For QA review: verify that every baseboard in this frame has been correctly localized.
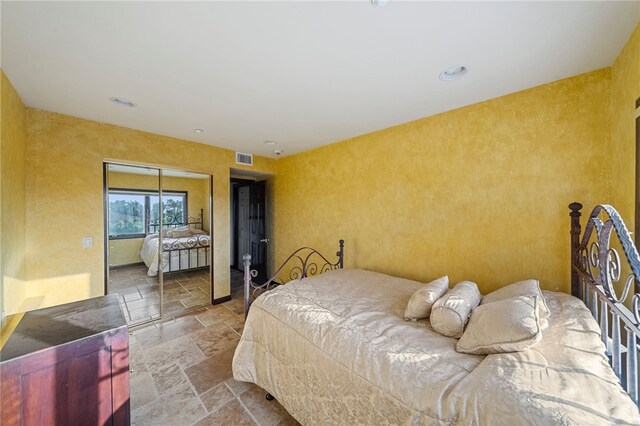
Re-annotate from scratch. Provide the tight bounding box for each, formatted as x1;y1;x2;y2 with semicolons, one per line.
213;295;232;305
109;262;145;270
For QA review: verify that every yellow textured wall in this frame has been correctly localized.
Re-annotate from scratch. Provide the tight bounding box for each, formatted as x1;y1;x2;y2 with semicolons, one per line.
21;108;274;314
610;24;640;226
109;238;145;267
108;171;211;266
273;69;613;294
0;70;27;319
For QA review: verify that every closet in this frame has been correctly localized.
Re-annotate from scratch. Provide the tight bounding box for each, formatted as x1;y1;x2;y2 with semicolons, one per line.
104;162;213;326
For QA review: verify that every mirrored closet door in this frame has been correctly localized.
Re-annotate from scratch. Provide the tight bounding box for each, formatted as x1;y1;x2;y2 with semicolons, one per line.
104;162;213;327
160;168;212;318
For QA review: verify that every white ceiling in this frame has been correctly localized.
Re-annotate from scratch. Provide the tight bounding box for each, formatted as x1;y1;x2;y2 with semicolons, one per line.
2;2;639;158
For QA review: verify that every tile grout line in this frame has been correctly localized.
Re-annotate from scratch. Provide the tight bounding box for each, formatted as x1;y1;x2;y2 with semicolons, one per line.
194;315;207;328
186;333;208;360
129;368;160;415
235;394;261;426
179;362;209;423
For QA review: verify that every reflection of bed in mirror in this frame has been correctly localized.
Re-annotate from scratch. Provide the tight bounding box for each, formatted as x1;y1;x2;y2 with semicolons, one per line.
140;209;211;276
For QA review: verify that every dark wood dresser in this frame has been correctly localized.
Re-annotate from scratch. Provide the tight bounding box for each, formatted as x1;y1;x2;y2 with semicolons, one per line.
0;294;130;425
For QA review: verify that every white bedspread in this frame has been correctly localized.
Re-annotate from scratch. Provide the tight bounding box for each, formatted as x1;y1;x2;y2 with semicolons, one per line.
140;234;210;276
232;269;640;425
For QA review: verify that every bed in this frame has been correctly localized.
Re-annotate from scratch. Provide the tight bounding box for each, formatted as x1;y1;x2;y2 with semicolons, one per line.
232;204;640;424
139;210;211;276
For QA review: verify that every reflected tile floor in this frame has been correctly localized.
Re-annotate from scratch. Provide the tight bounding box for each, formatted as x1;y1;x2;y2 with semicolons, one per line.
108;264;211;325
129;294;299;426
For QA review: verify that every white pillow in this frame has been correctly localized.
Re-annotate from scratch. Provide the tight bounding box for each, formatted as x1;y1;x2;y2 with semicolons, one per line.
430;281;481;338
456;295;542;355
481;280;550;329
404;276;449;321
170;229;193;238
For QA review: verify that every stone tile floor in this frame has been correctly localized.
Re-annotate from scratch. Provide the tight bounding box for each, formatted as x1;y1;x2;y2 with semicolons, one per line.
108;264;212;325
128;269;299;425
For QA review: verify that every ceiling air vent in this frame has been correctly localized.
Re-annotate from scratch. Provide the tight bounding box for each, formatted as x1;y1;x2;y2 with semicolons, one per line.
236;152;253;166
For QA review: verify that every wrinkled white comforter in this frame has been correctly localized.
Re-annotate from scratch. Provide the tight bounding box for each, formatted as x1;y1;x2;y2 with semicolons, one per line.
232;269;640;425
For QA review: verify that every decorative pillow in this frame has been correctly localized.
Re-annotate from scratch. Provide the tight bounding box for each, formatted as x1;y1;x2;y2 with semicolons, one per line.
430;281;481;338
164;225;192;238
404;276;449;321
456;295;542;355
169;229;192;238
481;280;550;329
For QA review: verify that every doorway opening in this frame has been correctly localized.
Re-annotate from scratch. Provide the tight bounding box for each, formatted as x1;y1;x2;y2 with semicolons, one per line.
104;162;214;327
230;169;271;304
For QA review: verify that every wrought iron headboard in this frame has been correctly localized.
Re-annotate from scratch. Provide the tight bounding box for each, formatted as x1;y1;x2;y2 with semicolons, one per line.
149;208;204;233
570;202;640;405
242;240;344;318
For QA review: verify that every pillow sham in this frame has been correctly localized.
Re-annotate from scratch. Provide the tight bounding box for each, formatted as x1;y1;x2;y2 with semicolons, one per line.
456;295;542;355
430;281;481;338
481;279;550;329
404;276;449;321
169;229;193;238
165;226;192;238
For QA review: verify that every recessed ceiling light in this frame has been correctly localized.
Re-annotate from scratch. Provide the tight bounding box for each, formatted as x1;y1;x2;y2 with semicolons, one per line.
439;65;468;81
263;140;277;145
109;97;136;108
194;128;204;134
371;0;391;7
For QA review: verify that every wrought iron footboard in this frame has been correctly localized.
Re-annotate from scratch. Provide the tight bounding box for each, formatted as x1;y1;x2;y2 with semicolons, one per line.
243;240;344;318
162;235;210;274
570;203;640;405
160;209;211;274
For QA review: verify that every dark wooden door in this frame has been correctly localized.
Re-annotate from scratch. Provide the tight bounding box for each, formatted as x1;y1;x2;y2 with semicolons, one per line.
249;181;268;284
237;185;251;270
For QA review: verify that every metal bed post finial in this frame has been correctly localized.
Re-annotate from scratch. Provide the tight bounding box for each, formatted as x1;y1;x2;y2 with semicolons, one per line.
338;239;345;269
569;202;583;300
243;254;252;317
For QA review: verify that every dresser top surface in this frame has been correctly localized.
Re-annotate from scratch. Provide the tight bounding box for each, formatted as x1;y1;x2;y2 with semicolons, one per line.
1;294;127;362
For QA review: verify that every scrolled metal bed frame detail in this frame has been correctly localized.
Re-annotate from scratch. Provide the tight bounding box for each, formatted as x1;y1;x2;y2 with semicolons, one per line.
242;240;344;318
570;202;640;405
159;209;211;274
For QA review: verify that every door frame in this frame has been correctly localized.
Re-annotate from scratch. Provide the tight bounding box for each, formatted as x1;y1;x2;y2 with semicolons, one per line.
635;96;640;249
